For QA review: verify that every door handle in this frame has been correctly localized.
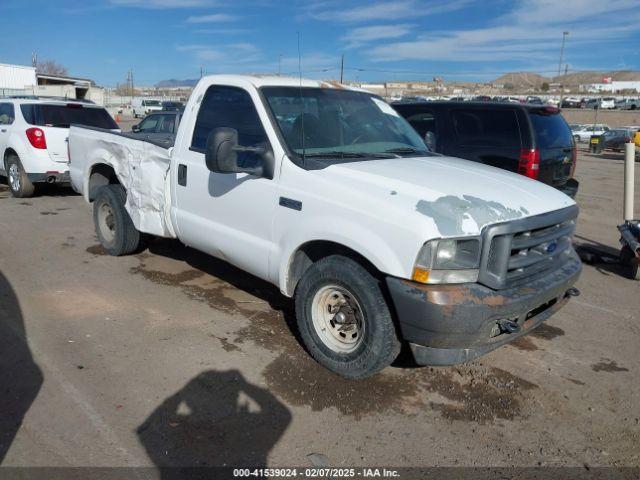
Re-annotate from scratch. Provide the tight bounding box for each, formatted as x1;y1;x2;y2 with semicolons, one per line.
178;164;187;186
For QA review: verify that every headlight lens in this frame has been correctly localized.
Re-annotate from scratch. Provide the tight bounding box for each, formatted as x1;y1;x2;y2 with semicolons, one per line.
412;237;481;284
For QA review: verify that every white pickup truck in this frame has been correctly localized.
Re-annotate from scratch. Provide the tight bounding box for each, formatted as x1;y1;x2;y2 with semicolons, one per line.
69;75;582;379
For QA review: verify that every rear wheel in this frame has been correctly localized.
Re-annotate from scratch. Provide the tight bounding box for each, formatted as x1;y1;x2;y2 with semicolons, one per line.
295;255;400;379
6;155;34;198
93;184;141;256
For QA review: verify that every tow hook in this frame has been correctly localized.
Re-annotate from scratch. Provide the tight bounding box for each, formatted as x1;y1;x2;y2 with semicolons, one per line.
498;319;520;334
566;287;580;297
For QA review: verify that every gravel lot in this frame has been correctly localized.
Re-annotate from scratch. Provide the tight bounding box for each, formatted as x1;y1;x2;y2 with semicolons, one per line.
0;145;638;470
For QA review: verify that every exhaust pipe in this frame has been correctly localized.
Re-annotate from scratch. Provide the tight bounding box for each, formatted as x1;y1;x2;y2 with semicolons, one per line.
46;176;56;184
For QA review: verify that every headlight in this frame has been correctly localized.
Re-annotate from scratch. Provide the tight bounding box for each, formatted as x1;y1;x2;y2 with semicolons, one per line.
412;237;481;284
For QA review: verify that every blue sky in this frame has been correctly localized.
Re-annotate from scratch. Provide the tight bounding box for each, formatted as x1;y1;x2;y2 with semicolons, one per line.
1;0;639;86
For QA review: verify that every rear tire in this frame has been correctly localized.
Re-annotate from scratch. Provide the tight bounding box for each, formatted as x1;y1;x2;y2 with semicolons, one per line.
6;154;35;198
93;184;141;256
294;255;401;379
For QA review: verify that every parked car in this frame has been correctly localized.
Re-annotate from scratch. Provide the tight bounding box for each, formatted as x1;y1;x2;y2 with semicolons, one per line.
393;101;579;198
526;96;544;105
131;98;163;118
616;98;640;110
0;97;118;197
601;128;633;151
585;97;615;109
130;110;182;148
161;101;184;111
569;124;584;131
573;124;610;143
561;98;582;108
68;74;581;379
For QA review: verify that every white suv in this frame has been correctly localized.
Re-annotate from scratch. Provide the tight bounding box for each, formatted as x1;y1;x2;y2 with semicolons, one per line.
0;97;118;197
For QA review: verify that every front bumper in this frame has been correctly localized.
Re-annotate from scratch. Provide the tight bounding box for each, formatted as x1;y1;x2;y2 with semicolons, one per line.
27;170;71;184
386;251;582;366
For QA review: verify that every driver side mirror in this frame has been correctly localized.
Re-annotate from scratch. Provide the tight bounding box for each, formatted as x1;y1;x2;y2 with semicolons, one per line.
205;127;265;177
131;124;140;133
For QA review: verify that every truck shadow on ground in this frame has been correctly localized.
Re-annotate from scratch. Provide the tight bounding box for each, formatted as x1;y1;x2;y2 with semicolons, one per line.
136;369;291;473
0;271;44;463
129;238;541;425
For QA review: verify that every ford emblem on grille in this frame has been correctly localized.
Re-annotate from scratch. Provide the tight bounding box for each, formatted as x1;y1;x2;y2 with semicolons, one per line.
546;241;558;253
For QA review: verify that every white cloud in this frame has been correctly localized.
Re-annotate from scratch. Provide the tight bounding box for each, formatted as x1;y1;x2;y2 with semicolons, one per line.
177;43;263;65
307;0;470;22
110;0;215;8
368;0;640;65
186;13;236;23
341;24;414;49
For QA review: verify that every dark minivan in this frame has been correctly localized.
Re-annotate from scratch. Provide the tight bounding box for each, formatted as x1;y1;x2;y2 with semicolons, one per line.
392;101;579;197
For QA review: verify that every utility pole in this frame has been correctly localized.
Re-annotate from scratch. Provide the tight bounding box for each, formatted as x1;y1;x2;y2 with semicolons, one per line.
200;65;203;78
340;54;344;83
559;64;568;107
557;31;569;79
31;52;38;68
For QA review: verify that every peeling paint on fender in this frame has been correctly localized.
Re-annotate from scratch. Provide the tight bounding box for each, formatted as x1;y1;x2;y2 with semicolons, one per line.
416;195;526;236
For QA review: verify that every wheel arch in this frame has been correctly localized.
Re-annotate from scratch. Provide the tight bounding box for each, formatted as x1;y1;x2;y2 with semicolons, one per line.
282;239;395;298
87;162;121;201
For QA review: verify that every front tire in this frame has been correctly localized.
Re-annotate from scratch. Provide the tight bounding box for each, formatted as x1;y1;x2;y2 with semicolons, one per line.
295;255;400;379
6;155;35;198
93;184;141;256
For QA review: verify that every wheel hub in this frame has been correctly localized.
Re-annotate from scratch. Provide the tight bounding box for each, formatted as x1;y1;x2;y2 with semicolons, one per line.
311;285;365;353
8;163;20;191
98;202;116;243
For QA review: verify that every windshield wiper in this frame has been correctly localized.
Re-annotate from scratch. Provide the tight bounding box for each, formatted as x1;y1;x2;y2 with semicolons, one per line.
303;151;395;159
383;147;429;156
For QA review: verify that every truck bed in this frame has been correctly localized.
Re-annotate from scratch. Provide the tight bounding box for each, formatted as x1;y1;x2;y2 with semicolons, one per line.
69;125;176;238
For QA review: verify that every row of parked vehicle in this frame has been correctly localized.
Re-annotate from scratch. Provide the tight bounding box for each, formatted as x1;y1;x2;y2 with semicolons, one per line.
570;123;640;152
395;94;640;110
1;77;582;379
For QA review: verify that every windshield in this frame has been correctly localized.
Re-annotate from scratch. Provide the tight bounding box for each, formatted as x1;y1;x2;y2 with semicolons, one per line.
20;104;118;129
143;100;161;107
262;87;428;160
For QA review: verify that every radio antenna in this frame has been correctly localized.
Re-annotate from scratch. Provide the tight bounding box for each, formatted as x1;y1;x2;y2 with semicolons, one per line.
297;31;306;165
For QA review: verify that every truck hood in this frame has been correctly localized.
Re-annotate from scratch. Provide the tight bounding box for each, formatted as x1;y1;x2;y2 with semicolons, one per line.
314;155;576;237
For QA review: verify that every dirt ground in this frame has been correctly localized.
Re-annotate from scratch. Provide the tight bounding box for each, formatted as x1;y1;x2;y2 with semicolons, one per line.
0;146;638;470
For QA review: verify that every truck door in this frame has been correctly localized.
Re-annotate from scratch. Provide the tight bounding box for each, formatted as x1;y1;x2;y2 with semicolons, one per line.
173;85;278;281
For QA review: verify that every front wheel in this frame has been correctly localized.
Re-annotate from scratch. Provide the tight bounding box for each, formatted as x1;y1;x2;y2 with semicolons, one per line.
93;184;141;256
295;255;400;379
6;155;34;198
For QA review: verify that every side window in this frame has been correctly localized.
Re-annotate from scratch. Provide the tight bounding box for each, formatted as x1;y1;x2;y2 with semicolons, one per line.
405;110;438;151
191;85;268;168
0;103;15;125
451;109;521;147
138;115;159;133
157;114;176;134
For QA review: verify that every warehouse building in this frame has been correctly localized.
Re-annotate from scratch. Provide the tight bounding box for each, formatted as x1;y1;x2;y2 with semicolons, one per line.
0;62;105;105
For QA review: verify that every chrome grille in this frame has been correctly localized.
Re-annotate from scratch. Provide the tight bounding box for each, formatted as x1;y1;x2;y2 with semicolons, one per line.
478;206;578;289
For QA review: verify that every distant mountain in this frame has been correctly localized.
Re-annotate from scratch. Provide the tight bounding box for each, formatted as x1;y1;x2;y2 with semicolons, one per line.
493;72;547;88
493;70;640;88
155;78;199;88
